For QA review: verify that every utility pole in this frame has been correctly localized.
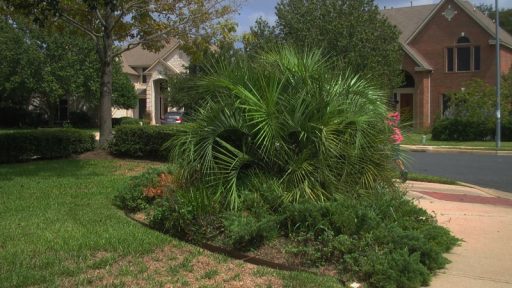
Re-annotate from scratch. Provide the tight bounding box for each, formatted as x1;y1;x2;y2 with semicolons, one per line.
495;0;501;151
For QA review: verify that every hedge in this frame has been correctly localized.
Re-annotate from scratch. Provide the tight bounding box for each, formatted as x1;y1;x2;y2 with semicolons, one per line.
108;125;175;160
432;118;512;141
431;118;492;141
0;129;95;163
112;117;150;127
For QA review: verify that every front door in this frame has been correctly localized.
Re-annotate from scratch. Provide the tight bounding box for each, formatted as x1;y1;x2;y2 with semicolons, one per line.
138;98;146;119
399;93;413;125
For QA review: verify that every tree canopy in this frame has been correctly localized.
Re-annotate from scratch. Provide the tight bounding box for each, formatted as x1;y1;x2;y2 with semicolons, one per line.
243;0;403;91
476;3;512;35
0;16;137;124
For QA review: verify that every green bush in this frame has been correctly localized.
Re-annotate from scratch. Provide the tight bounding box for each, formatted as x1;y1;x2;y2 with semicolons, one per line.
500;119;512;141
112;117;147;127
431;118;492;141
113;167;170;212
146;183;457;288
282;189;459;287
0;128;95;163
168;46;394;210
120;117;142;126
108;125;175;160
222;212;279;251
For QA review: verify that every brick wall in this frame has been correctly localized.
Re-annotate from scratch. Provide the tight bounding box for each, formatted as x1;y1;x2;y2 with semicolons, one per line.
406;0;512;127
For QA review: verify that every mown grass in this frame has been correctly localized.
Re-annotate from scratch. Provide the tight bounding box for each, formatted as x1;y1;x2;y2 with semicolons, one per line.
402;132;512;150
407;173;458;185
0;159;340;287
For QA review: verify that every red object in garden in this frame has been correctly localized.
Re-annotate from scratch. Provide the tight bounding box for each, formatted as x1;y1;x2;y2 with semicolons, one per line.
387;112;403;144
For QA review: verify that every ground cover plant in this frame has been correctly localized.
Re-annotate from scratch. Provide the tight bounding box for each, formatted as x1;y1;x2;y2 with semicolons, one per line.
115;47;460;287
0;159;339;287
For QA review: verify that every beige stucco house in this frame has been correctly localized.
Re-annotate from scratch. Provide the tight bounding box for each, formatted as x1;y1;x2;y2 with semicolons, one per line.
114;40;190;124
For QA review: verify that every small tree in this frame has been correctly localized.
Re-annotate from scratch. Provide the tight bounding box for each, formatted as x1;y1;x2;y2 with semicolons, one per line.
445;78;511;126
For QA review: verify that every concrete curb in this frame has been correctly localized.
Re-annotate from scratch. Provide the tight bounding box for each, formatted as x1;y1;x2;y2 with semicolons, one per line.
402;145;512;155
456;181;512;200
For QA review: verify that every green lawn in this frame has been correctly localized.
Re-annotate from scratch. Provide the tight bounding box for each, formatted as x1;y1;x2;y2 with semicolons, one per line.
407;173;458;185
0;159;340;287
402;132;512;150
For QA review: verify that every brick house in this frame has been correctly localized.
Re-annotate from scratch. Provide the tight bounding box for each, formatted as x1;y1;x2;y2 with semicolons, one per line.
116;40;190;124
382;0;512;128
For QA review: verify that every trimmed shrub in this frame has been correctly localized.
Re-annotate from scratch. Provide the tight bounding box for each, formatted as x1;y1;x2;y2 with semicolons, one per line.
112;117;150;127
431;118;492;141
0;128;95;163
500;119;512;141
120;117;142;126
108;125;175;160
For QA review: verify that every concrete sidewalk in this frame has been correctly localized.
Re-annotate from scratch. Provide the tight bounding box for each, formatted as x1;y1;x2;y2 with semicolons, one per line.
405;181;512;288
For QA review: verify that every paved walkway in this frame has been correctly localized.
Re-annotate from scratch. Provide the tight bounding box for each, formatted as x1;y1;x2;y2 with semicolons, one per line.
405;181;512;288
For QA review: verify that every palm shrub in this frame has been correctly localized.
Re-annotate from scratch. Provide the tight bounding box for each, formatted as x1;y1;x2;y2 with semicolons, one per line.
166;47;394;210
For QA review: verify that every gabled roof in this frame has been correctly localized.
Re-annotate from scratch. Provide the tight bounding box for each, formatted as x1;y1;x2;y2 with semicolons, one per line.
122;61;138;75
144;58;180;75
381;4;436;44
121;39;180;72
382;4;437;70
382;0;512;70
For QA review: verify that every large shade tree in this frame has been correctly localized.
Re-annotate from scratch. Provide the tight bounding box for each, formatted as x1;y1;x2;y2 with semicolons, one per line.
1;0;238;145
244;0;403;91
0;16;137;125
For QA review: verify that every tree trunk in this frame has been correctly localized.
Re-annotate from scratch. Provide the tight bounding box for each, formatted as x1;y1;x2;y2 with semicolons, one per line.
97;8;115;147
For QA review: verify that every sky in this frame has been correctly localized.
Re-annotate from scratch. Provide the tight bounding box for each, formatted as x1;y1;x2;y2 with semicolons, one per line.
234;0;512;34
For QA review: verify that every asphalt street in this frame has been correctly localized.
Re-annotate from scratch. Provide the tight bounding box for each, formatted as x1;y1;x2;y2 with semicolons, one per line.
405;151;512;193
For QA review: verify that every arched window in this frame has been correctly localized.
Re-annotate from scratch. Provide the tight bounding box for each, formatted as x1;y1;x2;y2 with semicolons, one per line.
456;36;470;44
400;70;415;88
446;35;480;72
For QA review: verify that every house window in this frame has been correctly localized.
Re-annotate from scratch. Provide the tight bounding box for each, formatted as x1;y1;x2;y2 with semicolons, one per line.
446;36;480;72
141;67;149;83
456;36;470;44
447;48;454;72
474;46;480;71
457;47;471;71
